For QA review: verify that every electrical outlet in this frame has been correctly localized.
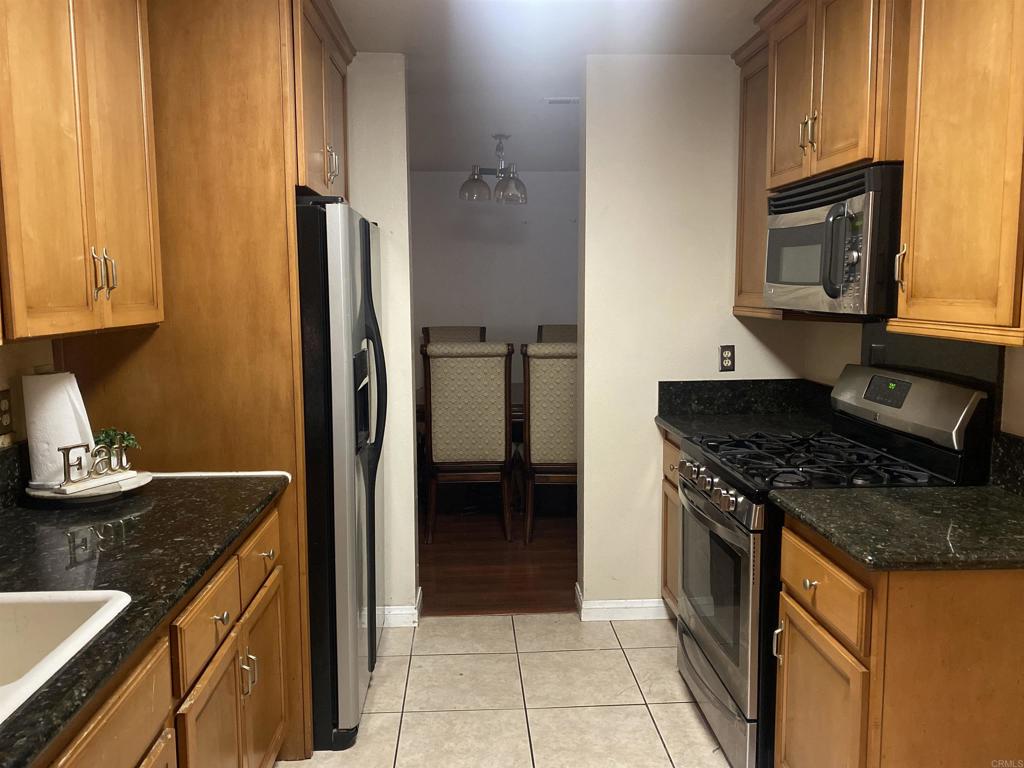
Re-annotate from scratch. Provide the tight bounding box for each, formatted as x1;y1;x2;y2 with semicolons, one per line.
719;345;736;373
0;389;13;435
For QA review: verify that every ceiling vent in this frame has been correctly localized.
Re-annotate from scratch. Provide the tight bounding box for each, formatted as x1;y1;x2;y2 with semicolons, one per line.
545;96;580;105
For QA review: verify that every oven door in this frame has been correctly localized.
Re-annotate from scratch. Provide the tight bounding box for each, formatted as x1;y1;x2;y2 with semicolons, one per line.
764;197;861;313
677;482;760;718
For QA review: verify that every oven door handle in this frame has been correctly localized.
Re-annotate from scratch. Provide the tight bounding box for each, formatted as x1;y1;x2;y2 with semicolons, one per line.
679;484;751;550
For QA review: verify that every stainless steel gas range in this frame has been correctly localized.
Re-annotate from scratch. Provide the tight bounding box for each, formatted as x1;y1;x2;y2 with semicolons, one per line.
674;365;991;768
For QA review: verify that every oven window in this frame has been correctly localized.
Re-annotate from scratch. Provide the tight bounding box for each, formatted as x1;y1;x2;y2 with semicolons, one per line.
766;223;823;286
682;509;743;666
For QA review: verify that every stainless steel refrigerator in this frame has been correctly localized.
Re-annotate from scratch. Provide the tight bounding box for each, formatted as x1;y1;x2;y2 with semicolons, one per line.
297;197;387;750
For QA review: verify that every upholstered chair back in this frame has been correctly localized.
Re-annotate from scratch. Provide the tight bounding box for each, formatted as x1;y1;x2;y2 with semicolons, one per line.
423;342;511;464
523;342;578;465
422;326;486;343
537;324;577;342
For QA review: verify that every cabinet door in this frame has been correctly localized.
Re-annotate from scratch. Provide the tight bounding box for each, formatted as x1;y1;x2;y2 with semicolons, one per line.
298;3;328;195
767;0;814;188
661;479;681;614
811;0;877;174
326;51;347;199
76;0;163;328
139;729;177;768
0;1;102;338
735;44;772;312
895;0;1024;329
239;567;286;768
176;630;244;768
775;592;868;768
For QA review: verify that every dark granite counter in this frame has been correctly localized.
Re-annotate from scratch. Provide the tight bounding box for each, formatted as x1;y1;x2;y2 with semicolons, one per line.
0;473;288;768
656;411;832;442
771;486;1024;570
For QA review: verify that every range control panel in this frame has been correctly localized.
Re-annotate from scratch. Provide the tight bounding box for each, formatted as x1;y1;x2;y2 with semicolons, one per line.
864;374;912;409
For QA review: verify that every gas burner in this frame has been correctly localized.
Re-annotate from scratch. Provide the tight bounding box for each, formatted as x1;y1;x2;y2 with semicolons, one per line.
694;430;943;490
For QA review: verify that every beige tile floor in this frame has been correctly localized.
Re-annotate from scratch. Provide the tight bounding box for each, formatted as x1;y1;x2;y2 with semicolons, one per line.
278;613;729;768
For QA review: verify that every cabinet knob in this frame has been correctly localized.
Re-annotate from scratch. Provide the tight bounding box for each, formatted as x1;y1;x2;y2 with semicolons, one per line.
259;548;276;561
211;610;230;625
668;463;676;472
802;578;819;591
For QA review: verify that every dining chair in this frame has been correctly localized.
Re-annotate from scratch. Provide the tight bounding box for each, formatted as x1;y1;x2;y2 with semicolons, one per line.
521;342;577;542
422;326;486;343
536;324;577;342
421;341;514;543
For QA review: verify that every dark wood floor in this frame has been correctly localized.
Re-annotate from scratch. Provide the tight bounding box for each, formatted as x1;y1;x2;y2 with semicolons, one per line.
418;483;578;616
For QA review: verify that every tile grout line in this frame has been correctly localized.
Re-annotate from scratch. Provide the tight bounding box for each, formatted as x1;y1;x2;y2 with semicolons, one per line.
512;615;537;768
610;622;678;768
391;625;416;768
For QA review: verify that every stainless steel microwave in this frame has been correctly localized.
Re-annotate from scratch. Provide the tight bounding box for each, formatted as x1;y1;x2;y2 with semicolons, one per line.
764;162;902;316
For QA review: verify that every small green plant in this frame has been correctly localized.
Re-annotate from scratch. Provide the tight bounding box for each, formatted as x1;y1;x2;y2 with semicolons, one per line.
94;428;141;451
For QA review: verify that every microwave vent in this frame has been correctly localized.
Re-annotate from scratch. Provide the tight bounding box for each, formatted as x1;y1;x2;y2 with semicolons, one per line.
768;162;901;214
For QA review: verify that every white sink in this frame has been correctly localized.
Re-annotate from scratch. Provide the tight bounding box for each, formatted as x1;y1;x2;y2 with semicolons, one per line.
0;590;130;724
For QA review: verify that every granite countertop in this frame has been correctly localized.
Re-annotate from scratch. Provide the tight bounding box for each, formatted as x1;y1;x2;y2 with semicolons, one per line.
771;486;1024;570
0;474;289;768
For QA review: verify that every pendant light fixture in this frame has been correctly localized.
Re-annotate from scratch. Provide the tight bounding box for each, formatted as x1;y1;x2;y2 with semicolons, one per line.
458;134;528;205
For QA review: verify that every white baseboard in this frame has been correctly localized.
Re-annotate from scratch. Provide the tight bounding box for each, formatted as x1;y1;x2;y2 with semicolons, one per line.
575;582;673;622
383;587;422;627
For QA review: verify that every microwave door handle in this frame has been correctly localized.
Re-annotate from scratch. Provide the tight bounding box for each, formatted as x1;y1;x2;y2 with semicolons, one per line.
821;202;845;299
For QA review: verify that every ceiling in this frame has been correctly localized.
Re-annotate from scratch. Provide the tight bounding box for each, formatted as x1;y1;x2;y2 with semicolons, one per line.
331;1;765;172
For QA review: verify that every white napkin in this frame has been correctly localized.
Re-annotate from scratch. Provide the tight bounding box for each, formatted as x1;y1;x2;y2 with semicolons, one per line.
23;373;95;489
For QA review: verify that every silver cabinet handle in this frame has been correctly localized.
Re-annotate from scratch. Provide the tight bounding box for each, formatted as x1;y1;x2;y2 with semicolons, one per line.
91;246;107;300
102;248;117;299
326;143;337;184
247;652;259;686
772;622;784;664
802;578;819;590
258;548;276;561
799;116;808;151
211;610;230;625
808;110;818;149
240;656;253;696
895;244;907;292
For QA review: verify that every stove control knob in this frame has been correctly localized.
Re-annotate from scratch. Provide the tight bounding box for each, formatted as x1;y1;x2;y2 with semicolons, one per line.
720;492;738;513
699;473;714;493
711;487;723;504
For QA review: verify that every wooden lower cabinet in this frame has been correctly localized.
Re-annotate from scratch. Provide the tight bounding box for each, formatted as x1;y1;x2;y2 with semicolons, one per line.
779;522;1024;767
176;629;245;768
239;568;287;768
775;592;868;768
661;477;681;614
140;729;178;768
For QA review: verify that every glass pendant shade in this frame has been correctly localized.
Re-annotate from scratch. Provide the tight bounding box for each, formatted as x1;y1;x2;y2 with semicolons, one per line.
459;165;491;201
497;163;527;205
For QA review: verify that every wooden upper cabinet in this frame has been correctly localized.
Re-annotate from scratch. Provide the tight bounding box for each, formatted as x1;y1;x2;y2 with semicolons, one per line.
812;0;877;174
239;567;287;768
888;0;1024;343
732;33;776;317
774;591;868;768
76;0;163;328
0;0;162;340
326;52;348;199
295;0;353;197
0;1;99;338
766;0;814;188
760;0;907;189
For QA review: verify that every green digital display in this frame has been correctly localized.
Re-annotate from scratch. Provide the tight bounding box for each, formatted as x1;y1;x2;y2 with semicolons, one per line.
865;375;912;408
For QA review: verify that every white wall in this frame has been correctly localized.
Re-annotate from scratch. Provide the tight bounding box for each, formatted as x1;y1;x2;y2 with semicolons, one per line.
0;340;55;445
410;171;579;382
579;54;860;602
1003;348;1024;436
347;53;420;611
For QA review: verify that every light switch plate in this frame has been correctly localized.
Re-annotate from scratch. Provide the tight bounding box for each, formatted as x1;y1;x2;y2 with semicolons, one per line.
719;345;736;373
0;389;13;435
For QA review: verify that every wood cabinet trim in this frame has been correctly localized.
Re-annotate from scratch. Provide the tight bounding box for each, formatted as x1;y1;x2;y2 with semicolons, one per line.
766;0;814;189
53;639;173;768
660;477;681;614
732;29;768;64
175;629;244;768
239;567;287;768
138;729;177;768
238;508;282;609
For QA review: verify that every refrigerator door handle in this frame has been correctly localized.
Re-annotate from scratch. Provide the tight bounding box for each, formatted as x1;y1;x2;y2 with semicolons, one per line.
361;219;387;465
